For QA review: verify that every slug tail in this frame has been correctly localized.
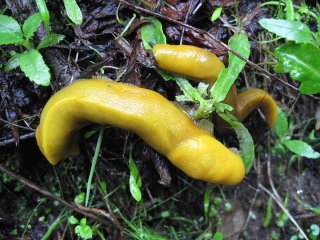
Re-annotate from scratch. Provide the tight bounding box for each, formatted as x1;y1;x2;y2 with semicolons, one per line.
236;88;278;128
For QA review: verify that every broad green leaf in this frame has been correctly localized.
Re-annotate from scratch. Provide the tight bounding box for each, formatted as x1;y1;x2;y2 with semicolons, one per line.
211;7;222;22
0;15;23;45
284;140;320;158
35;0;50;31
19;50;51;86
5;53;21;71
275;108;288;138
37;34;65;50
68;216;78;225
63;0;83;25
75;224;92;239
22;13;42;39
218;113;255;173
259;19;312;43
141;17;166;50
129;175;142;202
285;0;294;21
213;232;224;240
210;33;250;102
275;42;320;94
74;192;85;204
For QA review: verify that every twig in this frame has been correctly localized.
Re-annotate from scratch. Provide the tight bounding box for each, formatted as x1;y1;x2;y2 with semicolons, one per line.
241;188;260;232
0;117;35;131
0;163;110;226
118;0;320;100
0;132;35;147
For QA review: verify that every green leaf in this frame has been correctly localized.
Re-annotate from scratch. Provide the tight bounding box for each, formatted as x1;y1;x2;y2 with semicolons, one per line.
35;0;50;31
68;215;78;225
141;17;166;50
63;0;83;25
218;113;255;173
74;192;85;204
128;153;142;201
37;34;65;50
211;7;223;22
0;15;24;45
262;197;273;228
210;32;250;102
283;140;320;159
203;187;212;216
79;218;86;226
5;53;21;71
22;13;42;40
19;50;51;86
275;42;320;94
75;224;93;239
275;108;288;138
129;175;142;202
213;232;224;240
310;224;320;237
259;19;312;43
285;0;294;21
129;153;142;187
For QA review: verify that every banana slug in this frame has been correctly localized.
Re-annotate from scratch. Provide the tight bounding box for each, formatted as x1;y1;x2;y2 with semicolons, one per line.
36;79;245;185
153;44;278;130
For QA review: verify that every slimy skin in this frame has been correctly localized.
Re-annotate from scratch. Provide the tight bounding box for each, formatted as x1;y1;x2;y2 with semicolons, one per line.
36;79;245;185
153;44;225;84
236;88;278;128
153;44;278;131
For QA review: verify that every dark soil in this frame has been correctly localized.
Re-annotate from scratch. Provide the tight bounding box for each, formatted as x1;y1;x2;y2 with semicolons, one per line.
0;0;319;239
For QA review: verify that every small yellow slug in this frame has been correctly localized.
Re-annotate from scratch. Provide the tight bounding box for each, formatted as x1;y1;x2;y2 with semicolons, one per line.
36;79;245;185
153;44;278;131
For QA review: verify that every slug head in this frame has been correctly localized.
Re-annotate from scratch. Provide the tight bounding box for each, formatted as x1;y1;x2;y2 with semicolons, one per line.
167;135;245;185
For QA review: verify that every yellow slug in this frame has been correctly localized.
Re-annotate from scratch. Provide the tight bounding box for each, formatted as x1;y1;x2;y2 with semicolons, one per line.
153;44;278;131
36;79;245;185
153;44;225;84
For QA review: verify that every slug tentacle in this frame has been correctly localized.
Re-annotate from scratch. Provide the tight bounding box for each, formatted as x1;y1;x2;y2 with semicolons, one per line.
36;78;245;185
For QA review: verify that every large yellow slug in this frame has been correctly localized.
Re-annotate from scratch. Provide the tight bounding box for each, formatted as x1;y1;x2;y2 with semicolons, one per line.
153;44;278;130
36;79;245;185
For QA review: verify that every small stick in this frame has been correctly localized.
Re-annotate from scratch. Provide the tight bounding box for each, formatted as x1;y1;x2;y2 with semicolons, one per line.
0;132;35;147
0;163;110;226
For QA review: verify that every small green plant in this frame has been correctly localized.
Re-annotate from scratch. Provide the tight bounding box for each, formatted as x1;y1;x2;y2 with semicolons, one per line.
290;224;320;240
0;13;64;86
259;0;320;94
275;108;320;161
68;216;93;239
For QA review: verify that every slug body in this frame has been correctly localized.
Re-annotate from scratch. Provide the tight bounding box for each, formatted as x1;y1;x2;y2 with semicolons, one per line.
36;79;245;185
153;44;225;84
153;44;278;131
